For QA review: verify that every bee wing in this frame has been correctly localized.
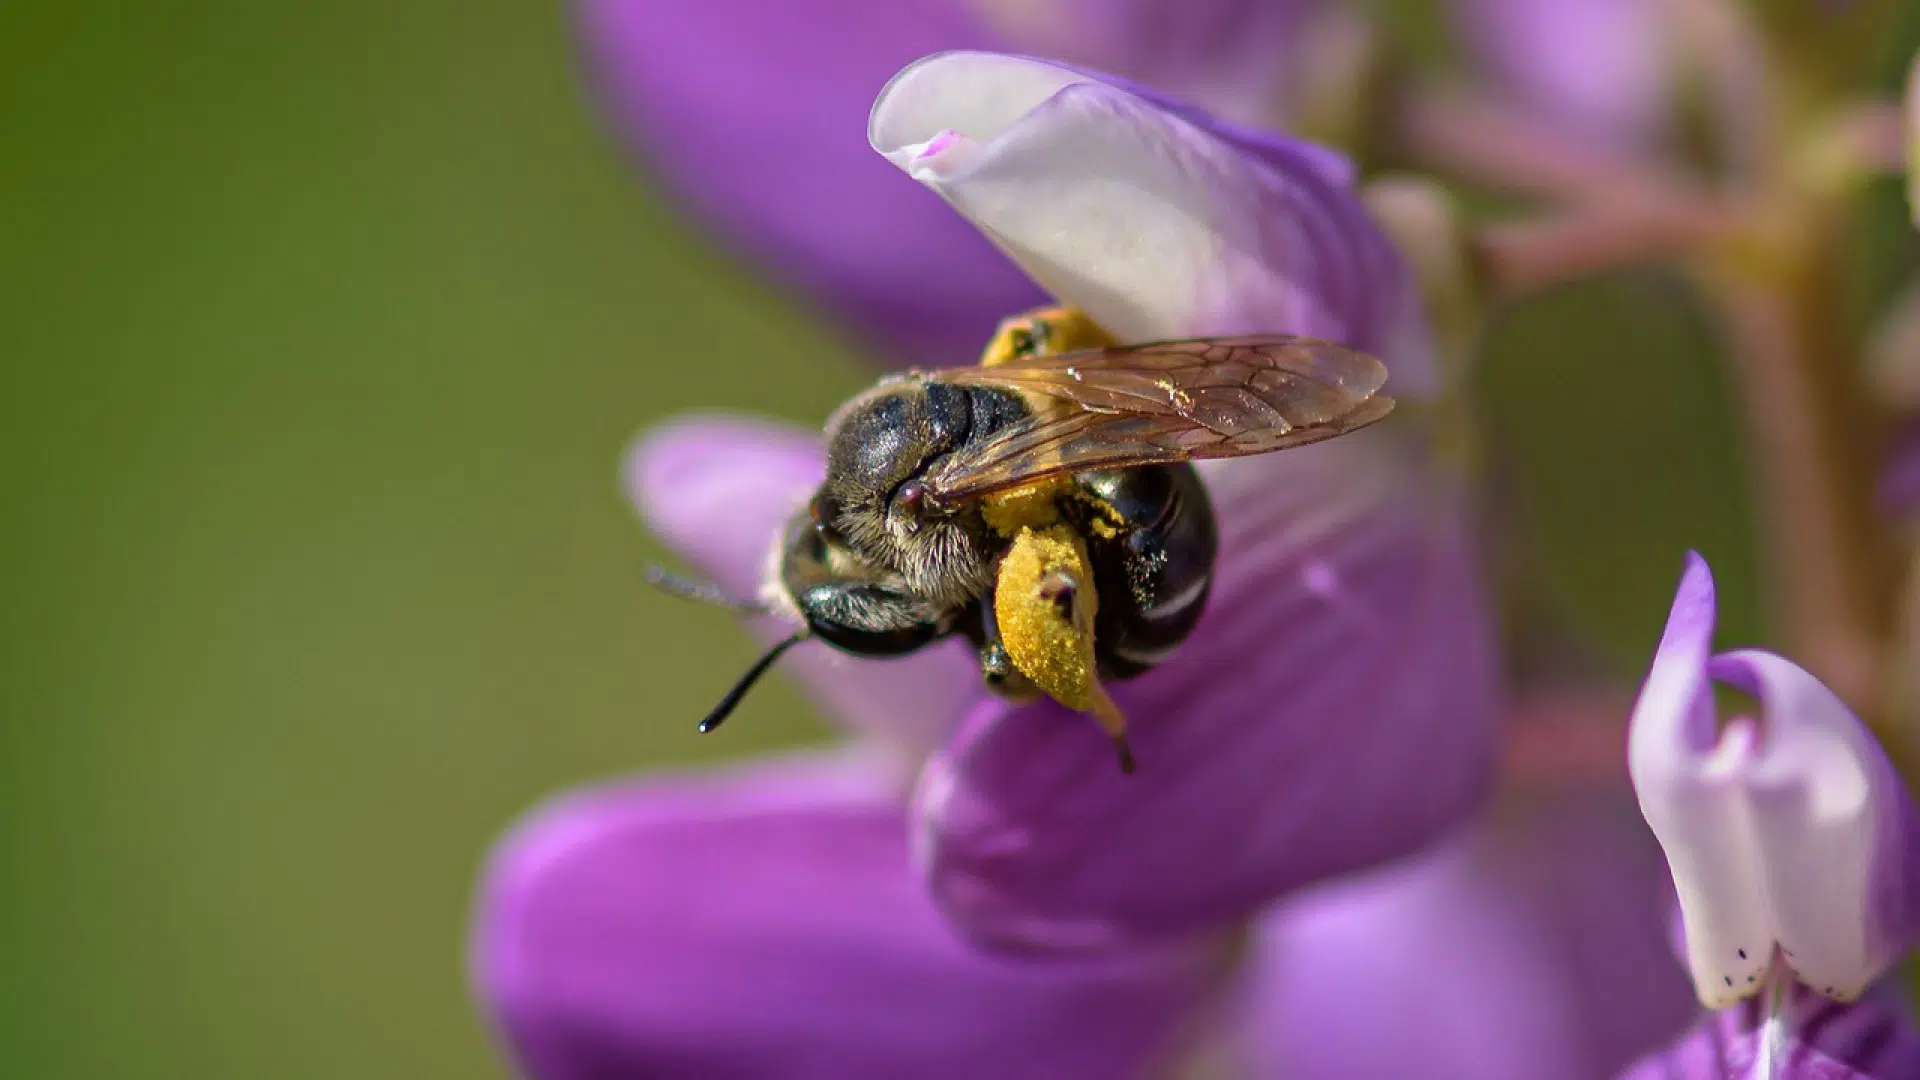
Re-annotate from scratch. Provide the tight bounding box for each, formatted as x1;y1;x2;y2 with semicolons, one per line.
923;335;1394;502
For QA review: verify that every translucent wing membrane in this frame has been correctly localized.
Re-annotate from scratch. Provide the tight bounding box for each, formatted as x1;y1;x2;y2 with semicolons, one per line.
925;336;1394;501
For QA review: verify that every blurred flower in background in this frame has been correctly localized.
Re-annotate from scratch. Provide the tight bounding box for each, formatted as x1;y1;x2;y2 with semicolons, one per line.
472;1;1920;1078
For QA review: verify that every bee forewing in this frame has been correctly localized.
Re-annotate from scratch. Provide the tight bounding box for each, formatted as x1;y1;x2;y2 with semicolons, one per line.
922;335;1394;501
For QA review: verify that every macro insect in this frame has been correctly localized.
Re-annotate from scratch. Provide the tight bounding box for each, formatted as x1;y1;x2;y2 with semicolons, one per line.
652;306;1395;774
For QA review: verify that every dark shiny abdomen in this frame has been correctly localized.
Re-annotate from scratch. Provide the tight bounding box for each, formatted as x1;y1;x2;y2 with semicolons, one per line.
1067;463;1217;680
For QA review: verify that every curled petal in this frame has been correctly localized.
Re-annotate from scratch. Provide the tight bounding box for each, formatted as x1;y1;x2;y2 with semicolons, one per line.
1628;553;1920;1006
1237;795;1691;1080
1619;985;1920;1080
472;753;1215;1080
914;431;1499;949
627;417;977;758
576;0;1044;365
869;52;1433;395
1708;650;1920;1000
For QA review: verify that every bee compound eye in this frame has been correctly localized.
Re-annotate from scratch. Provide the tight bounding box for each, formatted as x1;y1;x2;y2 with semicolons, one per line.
893;480;926;516
1007;326;1035;356
890;481;932;535
810;494;842;537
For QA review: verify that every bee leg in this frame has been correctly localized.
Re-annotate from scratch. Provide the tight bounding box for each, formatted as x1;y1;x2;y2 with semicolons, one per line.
1054;612;1133;775
1034;569;1136;775
975;591;1037;698
994;523;1138;775
1084;681;1135;776
980;640;1016;685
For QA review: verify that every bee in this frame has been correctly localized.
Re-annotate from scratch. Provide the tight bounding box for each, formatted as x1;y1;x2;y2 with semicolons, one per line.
652;306;1395;773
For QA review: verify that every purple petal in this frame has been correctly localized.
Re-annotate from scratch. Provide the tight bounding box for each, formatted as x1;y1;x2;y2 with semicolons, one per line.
1236;794;1692;1080
1239;840;1588;1080
1454;0;1672;152
968;0;1319;128
472;753;1216;1080
868;52;1434;395
1620;986;1920;1080
914;430;1499;949
1628;553;1920;1006
575;0;1045;366
627;417;977;757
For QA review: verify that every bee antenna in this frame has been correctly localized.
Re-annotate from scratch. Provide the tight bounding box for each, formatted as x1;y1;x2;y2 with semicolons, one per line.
698;630;810;733
646;565;769;616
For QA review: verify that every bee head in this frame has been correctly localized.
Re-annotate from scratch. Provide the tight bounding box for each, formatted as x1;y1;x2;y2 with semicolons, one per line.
813;380;997;606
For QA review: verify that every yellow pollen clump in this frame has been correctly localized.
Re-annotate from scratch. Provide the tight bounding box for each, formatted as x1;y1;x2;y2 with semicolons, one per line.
980;476;1070;534
973;302;1134;770
993;522;1130;766
978;304;1116;367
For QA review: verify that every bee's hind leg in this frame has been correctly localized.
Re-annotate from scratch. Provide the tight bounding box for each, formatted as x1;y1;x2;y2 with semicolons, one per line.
1080;682;1136;775
973;583;1134;773
971;590;1038;700
993;524;1138;775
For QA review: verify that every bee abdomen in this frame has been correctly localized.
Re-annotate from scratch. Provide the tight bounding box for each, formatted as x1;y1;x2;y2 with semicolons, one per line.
1069;464;1217;679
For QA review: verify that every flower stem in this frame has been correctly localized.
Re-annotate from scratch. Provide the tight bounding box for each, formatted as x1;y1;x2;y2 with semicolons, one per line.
1388;86;1693;207
1500;693;1634;790
1756;962;1792;1080
1807;101;1910;179
1474;198;1731;302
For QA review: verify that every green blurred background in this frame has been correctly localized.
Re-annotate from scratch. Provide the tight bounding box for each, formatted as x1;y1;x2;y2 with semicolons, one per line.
0;2;1909;1078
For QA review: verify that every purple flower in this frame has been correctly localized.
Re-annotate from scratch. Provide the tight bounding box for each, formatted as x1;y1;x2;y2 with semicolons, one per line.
473;751;1221;1080
1621;552;1920;1078
1237;790;1694;1079
477;430;1687;1073
575;0;1320;366
868;52;1433;393
860;52;1471;948
1621;988;1920;1080
472;678;1691;1079
617;405;1489;956
471;49;1518;1078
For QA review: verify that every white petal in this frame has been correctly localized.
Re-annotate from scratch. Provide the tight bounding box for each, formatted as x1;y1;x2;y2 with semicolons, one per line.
1628;554;1920;1007
1633;723;1777;1003
871;52;1084;167
868;51;1431;391
873;54;1234;343
1629;555;1787;1004
1713;649;1912;1002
